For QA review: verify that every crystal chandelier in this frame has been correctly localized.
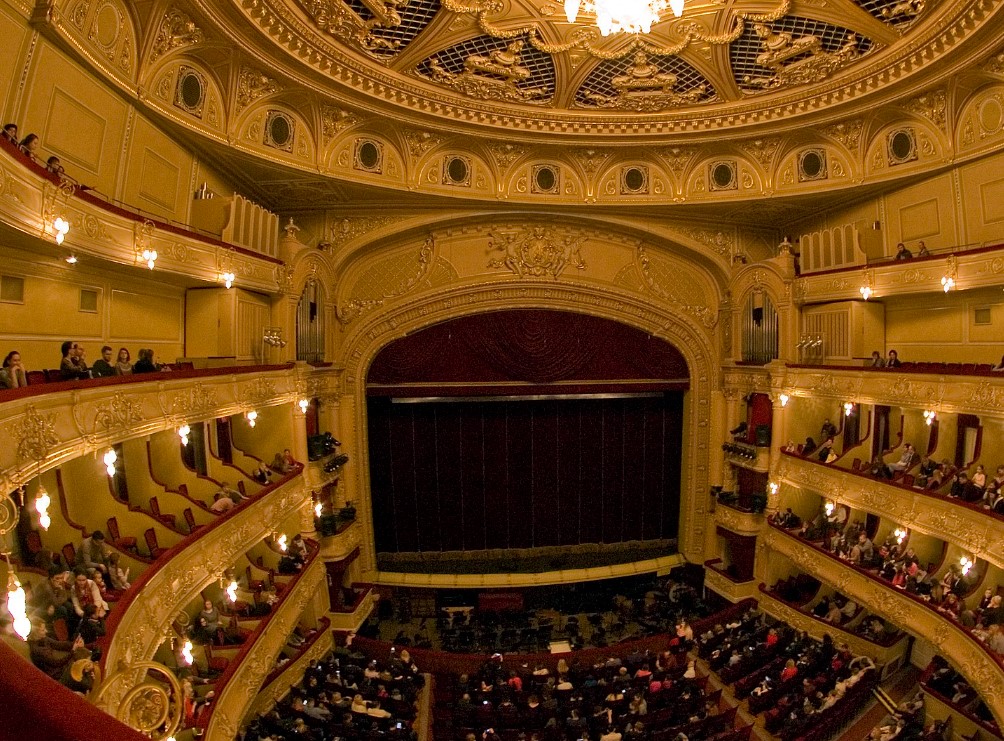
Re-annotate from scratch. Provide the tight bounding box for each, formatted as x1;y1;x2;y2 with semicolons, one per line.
564;0;684;35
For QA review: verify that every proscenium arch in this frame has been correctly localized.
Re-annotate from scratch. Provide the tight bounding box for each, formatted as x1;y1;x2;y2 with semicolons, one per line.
335;281;719;581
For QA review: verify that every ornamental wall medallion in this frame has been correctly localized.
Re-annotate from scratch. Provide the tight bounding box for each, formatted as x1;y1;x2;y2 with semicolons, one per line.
16;405;59;463
487;226;586;279
150;7;204;61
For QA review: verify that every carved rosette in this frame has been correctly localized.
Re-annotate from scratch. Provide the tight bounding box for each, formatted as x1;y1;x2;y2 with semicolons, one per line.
15;405;59;463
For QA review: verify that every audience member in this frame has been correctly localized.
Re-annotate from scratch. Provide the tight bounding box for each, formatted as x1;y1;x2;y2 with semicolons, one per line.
46;155;64;175
19;133;39;161
894;243;913;260
107;552;130;591
886;349;902;368
59;341;89;380
0;350;27;388
70;569;108;619
132;348;158;374
76;530;109;574
1;123;17;144
91;345;116;378
210;491;235;513
917;241;930;257
115;347;133;374
868;351;884;368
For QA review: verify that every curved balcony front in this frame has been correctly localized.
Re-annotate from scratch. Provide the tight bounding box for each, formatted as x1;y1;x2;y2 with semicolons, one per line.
713;503;764;535
776;452;1004;569
762;525;1004;728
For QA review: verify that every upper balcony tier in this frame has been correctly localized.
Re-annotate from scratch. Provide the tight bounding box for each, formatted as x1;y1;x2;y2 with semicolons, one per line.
0;362;335;493
0;140;285;293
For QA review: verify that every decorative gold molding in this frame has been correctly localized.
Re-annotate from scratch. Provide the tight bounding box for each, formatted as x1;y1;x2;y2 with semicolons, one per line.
205;556;325;740
703;566;758;602
763;527;1004;728
713;506;764;535
245;626;333;720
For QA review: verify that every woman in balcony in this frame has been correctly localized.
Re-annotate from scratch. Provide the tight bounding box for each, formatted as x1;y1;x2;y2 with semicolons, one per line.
18;132;39;162
0;350;26;388
115;347;133;375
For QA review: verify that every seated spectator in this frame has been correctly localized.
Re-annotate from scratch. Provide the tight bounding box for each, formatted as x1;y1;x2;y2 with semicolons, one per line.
30;568;75;628
894;242;913;260
0;350;27;389
61;656;96;695
76;530;109;574
868;350;884;368
886;349;902;367
271;451;294;474
926;461;949;490
218;481;242;505
91;345;117;378
1;123;17;144
802;437;817;456
291;533;309;561
29;622;81;678
283;448;296;468
115;347;133;375
917;241;931;257
107;552;130;591
972;464;987;492
71;569;108;619
820;419;838;440
132;348;158;374
889;443;917;474
949;472;980;502
59;341;89;380
46;156;64;176
210;491;235;513
19;133;39;161
253;461;272;484
817;437;836;463
76;603;106;644
195;599;222;644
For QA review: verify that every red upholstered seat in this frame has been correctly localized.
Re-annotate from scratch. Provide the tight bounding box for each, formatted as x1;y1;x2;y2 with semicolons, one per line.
106;517;138;552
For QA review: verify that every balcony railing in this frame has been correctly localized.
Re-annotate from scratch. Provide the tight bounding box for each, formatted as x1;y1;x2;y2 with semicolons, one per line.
763;524;1004;728
247;617;333;720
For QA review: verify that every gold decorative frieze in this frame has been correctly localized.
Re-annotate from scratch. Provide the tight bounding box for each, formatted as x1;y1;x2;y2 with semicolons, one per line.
713;505;764;535
763;527;1004;728
245;626;333;720
487;226;586;279
237;65;282;112
740;25;866;94
205;556;325;739
704;566;758;602
336;235;436;324
424;41;550;105
150;7;204;61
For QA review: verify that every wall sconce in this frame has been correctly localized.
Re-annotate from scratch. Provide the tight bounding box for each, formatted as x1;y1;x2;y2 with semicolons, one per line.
778;393;789;407
181;639;194;666
103;448;117;477
859;268;874;300
225;578;238;603
220;271;235;289
767;482;779;497
959;555;973;576
843;402;854;417
298;399;310;414
277;533;288;552
941;256;957;293
53;216;69;246
893;527;907;544
35;486;51;531
64;254;77;265
5;557;30;640
141;248;158;270
923;410;936;426
245;410;258;428
178;424;191;446
314;501;323;518
824;500;835;517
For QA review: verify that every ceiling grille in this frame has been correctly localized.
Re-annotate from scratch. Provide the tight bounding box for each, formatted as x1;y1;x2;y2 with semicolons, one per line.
418;34;557;99
576;55;716;107
851;0;924;30
730;17;874;93
344;0;441;58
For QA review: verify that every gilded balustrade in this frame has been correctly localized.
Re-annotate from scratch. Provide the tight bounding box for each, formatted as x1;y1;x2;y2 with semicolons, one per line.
204;554;326;740
0;148;282;292
703;562;758;603
776;454;1004;569
245;619;334;721
762;526;1004;727
98;478;313;698
755;586;908;672
712;505;764;535
1;364;335;494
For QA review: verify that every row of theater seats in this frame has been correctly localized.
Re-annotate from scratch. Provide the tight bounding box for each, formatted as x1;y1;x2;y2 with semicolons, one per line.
13;362;196;388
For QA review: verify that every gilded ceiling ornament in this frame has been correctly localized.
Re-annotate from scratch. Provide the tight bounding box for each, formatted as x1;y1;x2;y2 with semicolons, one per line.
881;0;925;25
683;227;734;256
424;40;550;104
93;393;145;432
572;148;611;177
403;129;443;159
167;382;218;416
579;51;713;111
15;405;59;463
982;48;1004;75
337;235;436;323
441;0;791;60
487;226;586;279
70;0;89;30
656;147;697;175
902;88;947;128
328;215;397;247
741;25;865;93
742;137;782;167
320;105;360;143
241;378;278;405
297;0;408;58
486;142;526;171
637;246;717;328
150;7;204;61
237;65;282;112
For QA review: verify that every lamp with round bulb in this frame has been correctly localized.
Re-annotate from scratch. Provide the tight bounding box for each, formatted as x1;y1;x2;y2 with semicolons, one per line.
181;639;194;666
779;393;789;407
959;555;973;576
221;270;235;289
843;402;854;417
314;501;323;518
35;486;51;531
141;248;158;270
5;558;30;641
277;533;288;552
103;448;117;477
53;217;70;246
299;398;310;414
178;424;191;446
923;410;936;426
246;410;258;428
226;578;238;603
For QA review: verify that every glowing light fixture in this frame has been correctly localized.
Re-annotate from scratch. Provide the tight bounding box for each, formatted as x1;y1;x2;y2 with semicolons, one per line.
314;501;323;518
298;398;310;414
245;410;258;428
941;256;958;293
768;482;779;497
226;578;238;603
141;248;158;270
859;268;874;300
221;270;235;289
824;500;835;517
181;639;194;666
277;533;288;552
923;410;936;426
940;275;954;292
35;486;51;531
178;424;191;446
103;448;117;477
843;402;854;417
893;527;907;544
960;555;973;576
779;393;789;407
563;0;681;35
65;254;77;265
5;559;30;641
53;217;70;246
